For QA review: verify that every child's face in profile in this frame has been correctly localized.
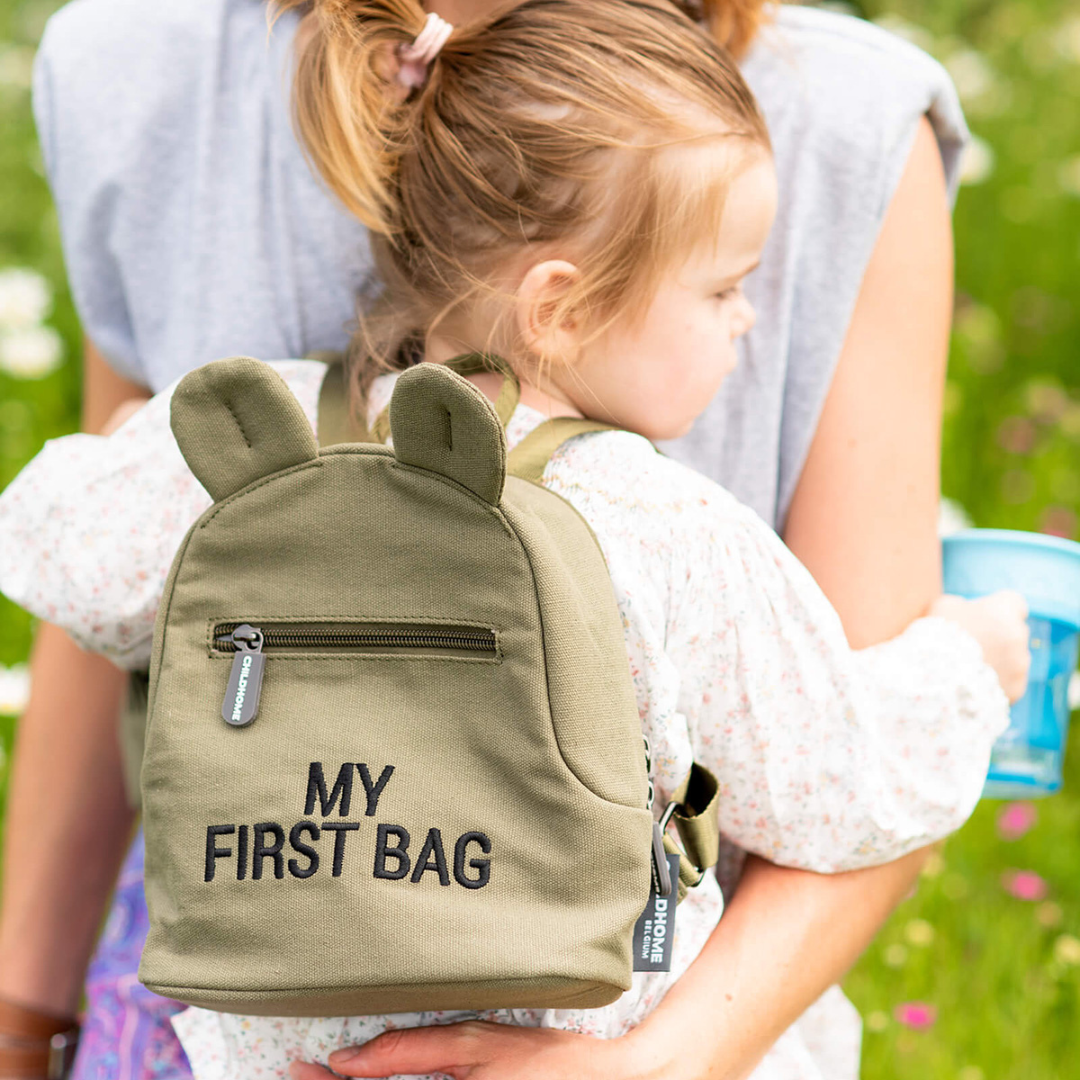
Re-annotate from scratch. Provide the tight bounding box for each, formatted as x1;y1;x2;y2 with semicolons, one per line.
560;154;777;442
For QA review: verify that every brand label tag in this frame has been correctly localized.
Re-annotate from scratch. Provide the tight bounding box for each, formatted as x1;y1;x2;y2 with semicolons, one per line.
632;852;678;973
222;649;265;726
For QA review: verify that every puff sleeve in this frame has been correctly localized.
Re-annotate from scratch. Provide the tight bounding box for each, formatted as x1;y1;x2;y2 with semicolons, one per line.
670;498;1011;871
0;360;325;669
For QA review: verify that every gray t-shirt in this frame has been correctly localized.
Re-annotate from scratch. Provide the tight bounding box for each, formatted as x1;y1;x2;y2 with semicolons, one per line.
33;0;967;529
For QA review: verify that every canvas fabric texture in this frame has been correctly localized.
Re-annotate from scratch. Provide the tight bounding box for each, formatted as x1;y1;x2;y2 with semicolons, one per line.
138;357;657;1015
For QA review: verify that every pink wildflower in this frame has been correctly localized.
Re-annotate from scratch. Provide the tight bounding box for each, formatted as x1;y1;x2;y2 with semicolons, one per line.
1002;870;1048;901
1040;506;1077;540
997;802;1037;841
996;416;1036;455
894;1002;937;1030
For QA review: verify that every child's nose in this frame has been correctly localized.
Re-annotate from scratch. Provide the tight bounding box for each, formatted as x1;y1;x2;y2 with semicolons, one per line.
732;297;756;338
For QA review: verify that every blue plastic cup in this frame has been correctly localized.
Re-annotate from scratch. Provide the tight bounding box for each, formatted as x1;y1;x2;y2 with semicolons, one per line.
941;528;1080;798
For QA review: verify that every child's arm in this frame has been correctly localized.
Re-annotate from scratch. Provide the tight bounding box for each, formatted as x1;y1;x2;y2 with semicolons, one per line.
0;387;210;668
676;503;1015;873
0;359;325;669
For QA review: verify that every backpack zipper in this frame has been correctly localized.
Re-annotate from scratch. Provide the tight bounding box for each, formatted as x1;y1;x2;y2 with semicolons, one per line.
213;623;498;655
215;622;498;728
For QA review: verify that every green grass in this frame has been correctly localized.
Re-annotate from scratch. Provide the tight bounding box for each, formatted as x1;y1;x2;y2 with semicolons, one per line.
1;1;1079;1076
847;723;1080;1079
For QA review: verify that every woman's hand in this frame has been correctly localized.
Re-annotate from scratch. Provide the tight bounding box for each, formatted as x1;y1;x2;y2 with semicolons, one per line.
289;1020;666;1080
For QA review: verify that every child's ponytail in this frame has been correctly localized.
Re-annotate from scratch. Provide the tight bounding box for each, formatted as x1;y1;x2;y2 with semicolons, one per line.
273;0;434;235
273;0;770;410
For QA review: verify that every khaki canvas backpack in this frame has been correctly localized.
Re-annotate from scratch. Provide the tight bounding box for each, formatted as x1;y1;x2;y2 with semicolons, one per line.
138;355;718;1016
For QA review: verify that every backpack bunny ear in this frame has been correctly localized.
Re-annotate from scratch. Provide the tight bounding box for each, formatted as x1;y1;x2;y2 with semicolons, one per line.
170;357;318;502
390;364;506;505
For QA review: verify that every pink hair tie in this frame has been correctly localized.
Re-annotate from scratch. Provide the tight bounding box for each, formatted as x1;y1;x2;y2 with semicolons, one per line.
396;12;454;90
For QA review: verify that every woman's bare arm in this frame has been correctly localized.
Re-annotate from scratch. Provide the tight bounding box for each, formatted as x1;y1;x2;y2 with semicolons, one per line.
0;339;150;1014
626;852;927;1080
80;337;153;434
784;117;952;647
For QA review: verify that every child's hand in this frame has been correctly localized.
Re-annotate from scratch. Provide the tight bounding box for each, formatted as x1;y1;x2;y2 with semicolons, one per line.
929;591;1031;703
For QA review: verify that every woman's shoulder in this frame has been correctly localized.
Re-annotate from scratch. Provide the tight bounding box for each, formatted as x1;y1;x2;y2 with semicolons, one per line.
743;5;968;199
761;3;944;65
34;0;292;175
33;2;368;391
38;0;241;95
37;0;268;73
748;5;958;107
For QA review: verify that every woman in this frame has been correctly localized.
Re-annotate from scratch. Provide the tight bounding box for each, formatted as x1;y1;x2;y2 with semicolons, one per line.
0;1;966;1077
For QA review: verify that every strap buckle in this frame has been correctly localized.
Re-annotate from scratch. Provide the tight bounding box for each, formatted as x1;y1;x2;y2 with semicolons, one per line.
658;799;679;834
650;799;680;899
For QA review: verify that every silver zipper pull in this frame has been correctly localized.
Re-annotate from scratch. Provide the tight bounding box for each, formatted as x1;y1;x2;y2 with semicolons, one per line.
222;624;265;727
651;820;673;898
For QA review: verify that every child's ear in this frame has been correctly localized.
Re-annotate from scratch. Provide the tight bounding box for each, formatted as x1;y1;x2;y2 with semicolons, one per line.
515;260;583;365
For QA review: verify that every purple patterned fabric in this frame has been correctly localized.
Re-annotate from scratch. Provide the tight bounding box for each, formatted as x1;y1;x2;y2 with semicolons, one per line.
72;831;192;1080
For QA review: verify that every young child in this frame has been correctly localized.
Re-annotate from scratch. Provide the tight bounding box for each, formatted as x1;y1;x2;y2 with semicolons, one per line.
0;1;1027;1078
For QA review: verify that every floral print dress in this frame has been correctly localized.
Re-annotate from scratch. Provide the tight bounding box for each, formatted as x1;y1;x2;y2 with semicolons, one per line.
0;361;1009;1080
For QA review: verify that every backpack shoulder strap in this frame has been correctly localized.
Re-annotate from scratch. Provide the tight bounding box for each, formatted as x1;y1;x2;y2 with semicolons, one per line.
316;358;370;447
506;417;620;484
506;418;721;899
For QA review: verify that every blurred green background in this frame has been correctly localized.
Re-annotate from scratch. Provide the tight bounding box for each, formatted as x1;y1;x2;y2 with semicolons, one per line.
0;0;1078;1076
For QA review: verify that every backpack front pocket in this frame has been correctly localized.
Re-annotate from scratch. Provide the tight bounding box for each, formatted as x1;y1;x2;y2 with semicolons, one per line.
212;621;500;727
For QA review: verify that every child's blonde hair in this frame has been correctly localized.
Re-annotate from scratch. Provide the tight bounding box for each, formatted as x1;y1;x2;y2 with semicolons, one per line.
273;0;770;399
